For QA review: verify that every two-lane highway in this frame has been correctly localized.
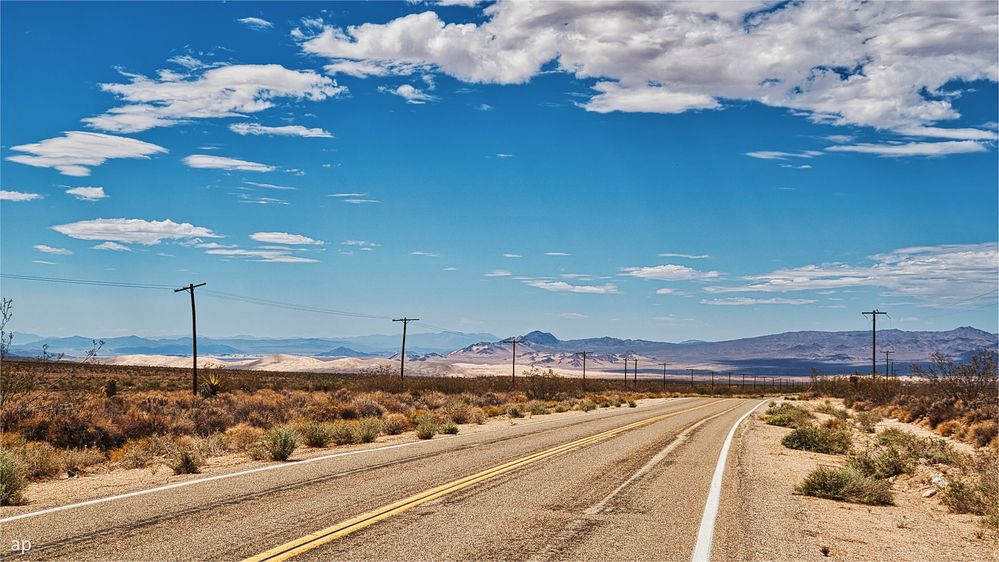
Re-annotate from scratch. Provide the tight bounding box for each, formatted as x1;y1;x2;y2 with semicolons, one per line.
1;397;762;561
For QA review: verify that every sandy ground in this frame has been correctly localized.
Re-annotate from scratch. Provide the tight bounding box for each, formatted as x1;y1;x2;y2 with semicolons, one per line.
716;398;997;561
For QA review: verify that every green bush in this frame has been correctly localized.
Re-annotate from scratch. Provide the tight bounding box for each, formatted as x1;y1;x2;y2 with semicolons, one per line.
441;421;459;435
627;399;637;408
266;426;298;461
765;403;814;428
506;404;524;418
170;448;204;474
527;401;547;416
877;428;963;466
855;411;881;433
331;421;358;446
848;446;913;479
578;399;596;412
815;401;851;419
354;418;382;443
795;466;893;505
942;451;998;532
0;450;27;505
782;426;852;455
302;422;335;447
415;419;437;440
382;413;409;435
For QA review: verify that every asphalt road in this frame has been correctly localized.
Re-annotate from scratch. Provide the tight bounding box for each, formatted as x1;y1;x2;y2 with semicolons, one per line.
1;397;762;561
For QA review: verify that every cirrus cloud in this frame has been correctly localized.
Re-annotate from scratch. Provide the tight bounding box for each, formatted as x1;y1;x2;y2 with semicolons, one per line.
249;232;324;245
184;154;275;172
229;123;333;138
6;131;167;177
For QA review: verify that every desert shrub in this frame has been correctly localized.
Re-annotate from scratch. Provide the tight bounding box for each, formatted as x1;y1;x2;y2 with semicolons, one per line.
765;403;814;428
967;420;998;448
355;418;382;443
61;448;105;474
352;398;385;419
795;465;893;505
199;373;225;398
44;410;124;451
382;413;410;435
468;407;487;424
194;434;227;458
170;448;204;474
302;422;335;448
110;439;154;469
527;401;547;416
330;421;358;446
483;405;505;418
15;441;63;480
224;423;265;452
415;419;437;440
877;428;963;466
443;401;471;424
553;403;568;413
782;426;852;455
942;451;998;531
815;401;851;419
0;450;26;505
506;404;524;418
627;399;637;408
266;426;298;461
578;400;596;412
848;446;913;479
936;419;962;438
855;411;882;433
441;421;459;435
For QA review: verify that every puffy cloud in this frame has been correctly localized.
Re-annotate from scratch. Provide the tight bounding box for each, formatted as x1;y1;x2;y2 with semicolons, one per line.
52;218;220;245
91;241;132;252
6;131;166;176
184;154;275;172
705;243;998;308
0;190;42;201
84;64;347;133
825;140;988;157
33;244;72;255
379;84;436;104
237;17;273;30
249;232;324;245
700;297;817;306
65;186;107;201
229;123;333;138
620;264;720;281
523;280;618;294
484;269;512;277
299;2;998;137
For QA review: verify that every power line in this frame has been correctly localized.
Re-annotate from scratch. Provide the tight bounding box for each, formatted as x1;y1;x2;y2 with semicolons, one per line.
200;290;393;321
1;273;174;290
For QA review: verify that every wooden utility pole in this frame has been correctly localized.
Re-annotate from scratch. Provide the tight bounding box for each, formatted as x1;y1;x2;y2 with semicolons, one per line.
690;369;694;389
633;359;638;385
393;317;419;379
576;351;589;389
503;336;523;386
174;282;206;396
862;309;888;376
660;362;669;391
882;349;895;379
623;357;629;383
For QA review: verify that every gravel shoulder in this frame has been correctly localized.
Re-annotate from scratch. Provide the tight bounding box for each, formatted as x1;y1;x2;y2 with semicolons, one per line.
714;398;997;561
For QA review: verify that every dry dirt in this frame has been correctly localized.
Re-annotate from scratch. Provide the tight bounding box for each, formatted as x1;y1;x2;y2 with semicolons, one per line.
719;397;997;561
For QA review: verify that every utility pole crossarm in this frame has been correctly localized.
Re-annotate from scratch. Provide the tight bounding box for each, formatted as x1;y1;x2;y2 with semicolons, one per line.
862;309;888;376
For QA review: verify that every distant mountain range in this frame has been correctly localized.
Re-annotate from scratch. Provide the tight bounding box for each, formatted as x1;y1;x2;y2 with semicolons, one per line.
9;327;996;375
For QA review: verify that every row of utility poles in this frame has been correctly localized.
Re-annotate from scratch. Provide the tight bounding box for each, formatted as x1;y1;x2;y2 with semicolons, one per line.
170;284;833;396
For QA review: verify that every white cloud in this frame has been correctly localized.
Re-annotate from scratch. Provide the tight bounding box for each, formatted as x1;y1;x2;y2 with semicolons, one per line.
238;17;273;30
495;153;514;158
0;190;42;202
249;232;324;245
484;269;512;277
503;253;521;258
330;192;367;197
205;248;319;263
379;84;436;104
323;60;395;78
825;140;988;157
229;123;333;138
33;244;72;255
91;241;132;252
184;154;275;172
705;243;998;308
658;252;709;259
620;264;720;281
244;181;295;191
745;150;820;160
52;218;220;245
700;297;817;306
7;131;166;176
438;0;481;6
411;250;439;257
545;252;570;256
298;3;998;138
65;186;107;201
32;260;56;266
896;126;999;141
559;312;587;319
84;64;346;133
477;103;494;111
655;288;676;295
443;266;458;271
341;240;378;249
343;198;380;204
524;280;618;294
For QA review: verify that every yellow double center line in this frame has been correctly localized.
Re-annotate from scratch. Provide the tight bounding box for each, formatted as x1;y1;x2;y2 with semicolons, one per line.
244;399;725;562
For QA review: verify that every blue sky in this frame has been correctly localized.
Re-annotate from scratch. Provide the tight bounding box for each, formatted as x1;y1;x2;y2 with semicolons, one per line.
1;1;997;341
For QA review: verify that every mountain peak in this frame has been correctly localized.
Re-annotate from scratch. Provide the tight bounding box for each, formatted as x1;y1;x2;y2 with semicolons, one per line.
520;331;560;345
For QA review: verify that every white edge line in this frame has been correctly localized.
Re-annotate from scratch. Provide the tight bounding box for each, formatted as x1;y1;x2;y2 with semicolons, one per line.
690;400;766;562
1;397;689;524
